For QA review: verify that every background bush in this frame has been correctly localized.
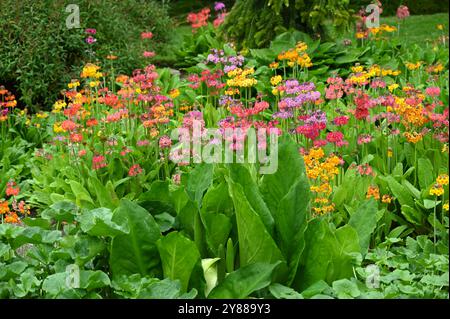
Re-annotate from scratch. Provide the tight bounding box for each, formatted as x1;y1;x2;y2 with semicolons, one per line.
0;0;173;111
162;0;235;19
350;0;449;16
220;0;354;49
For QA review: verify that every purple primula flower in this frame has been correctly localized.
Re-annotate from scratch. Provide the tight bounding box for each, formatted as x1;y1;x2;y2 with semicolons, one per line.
224;65;237;73
207;54;221;64
272;111;293;119
53;135;65;142
214;2;226;11
304;110;327;126
298;82;316;91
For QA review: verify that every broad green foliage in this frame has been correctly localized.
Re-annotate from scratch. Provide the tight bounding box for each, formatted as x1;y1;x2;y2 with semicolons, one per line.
227;180;286;268
110;200;162;278
295;221;360;290
2;124;448;298
349;199;378;255
221;0;353;48
209;262;281;298
157;232;200;292
302;234;449;299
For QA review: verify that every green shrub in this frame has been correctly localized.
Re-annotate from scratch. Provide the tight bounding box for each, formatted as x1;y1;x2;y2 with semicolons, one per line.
162;0;235;18
0;0;173;111
220;0;354;49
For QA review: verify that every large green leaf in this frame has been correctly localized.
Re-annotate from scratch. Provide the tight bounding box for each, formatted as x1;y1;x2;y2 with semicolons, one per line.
42;270;110;297
77;208;129;237
208;262;280;299
41;201;78;223
227;180;285;268
109;200;162;278
156;231;200;293
201;181;234;215
295;220;360;290
11;227;61;249
386;176;415;207
69;180;94;208
333;225;361;279
228;164;274;234
201;211;232;255
400;205;423;226
185;163;213;207
260;135;305;216
139;180;172;203
348;199;378;255
274;177;309;284
418;157;434;189
88;174;117;209
55;235;106;266
112;275;197;299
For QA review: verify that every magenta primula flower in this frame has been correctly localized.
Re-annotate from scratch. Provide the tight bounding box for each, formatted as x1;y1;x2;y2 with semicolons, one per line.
396;5;410;19
85;28;96;35
425;87;441;97
143;51;156;58
141;31;153;39
92;155;107;170
357;134;373;145
159;135;172;149
128;164;143;177
333;116;349;126
85;36;96;44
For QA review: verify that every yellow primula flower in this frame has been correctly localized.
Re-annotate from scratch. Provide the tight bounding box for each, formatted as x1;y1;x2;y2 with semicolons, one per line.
81;63;102;78
436;174;449;186
388;84;399;92
169;89;180;99
404;132;423;144
89;81;100;88
430;185;445;196
53;123;64;133
270;75;282;86
382;194;393;204
36;112;48;119
351;65;364;73
269;62;279;69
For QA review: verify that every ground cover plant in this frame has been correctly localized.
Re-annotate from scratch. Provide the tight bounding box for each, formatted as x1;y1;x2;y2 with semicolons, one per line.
0;1;448;299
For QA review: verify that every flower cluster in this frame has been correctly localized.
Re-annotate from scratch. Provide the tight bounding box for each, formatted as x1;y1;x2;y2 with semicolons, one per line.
187;8;211;31
1;180;30;224
188;69;225;92
85;28;97;44
277;81;321;109
430;174;449;197
206;49;244;73
303;148;341;216
0;85;17;121
226;68;257;88
277;42;312;68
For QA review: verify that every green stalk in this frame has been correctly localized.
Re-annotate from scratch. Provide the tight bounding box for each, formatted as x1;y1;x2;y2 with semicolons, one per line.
433;195;437;252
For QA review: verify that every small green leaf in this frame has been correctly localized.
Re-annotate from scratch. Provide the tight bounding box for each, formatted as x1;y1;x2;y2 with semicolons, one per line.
269;283;303;299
